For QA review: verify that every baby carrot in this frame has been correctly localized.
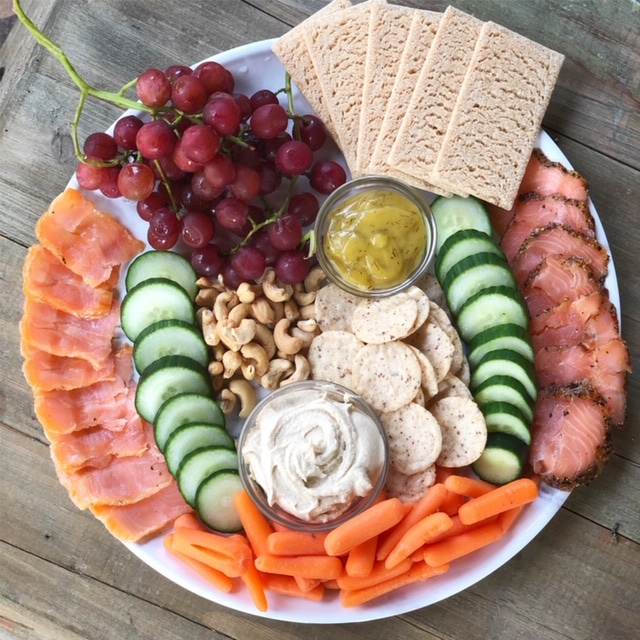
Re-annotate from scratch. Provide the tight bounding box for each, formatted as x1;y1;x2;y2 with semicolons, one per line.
497;505;524;533
240;564;268;612
376;483;448;561
324;498;406;556
340;561;450;608
263;574;325;602
385;511;453;569
255;554;343;581
444;474;497;498
173;527;252;562
457;477;539;525
345;535;378;578
337;557;412;591
171;535;250;577
294;575;323;592
172;512;206;531
163;534;234;592
232;489;273;558
266;530;328;557
423;521;504;567
439;490;466;516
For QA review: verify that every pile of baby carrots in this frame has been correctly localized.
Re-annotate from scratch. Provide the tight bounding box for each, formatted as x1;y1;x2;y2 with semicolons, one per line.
163;470;539;610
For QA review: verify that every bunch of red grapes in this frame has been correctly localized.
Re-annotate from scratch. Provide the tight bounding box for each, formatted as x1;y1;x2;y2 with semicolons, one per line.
75;60;347;287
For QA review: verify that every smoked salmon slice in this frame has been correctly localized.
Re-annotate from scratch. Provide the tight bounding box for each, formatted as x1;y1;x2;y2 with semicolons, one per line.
35;188;144;287
510;223;609;288
23;245;116;318
518;148;589;201
529;386;611;490
90;482;193;542
500;194;595;263
20;298;120;369
521;256;602;316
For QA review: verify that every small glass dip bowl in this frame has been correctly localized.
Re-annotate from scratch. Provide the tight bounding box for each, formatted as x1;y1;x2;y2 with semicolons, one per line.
237;380;389;532
314;175;437;298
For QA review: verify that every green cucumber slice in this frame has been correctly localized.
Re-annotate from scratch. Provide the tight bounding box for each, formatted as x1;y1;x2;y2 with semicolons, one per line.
471;349;538;404
473;374;535;423
472;432;529;485
125;250;198;299
431;195;493;254
467;324;535;368
195;469;244;533
480;401;532;445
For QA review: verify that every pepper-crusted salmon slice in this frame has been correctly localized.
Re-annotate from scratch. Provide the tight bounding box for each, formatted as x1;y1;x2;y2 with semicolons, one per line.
20;298;120;369
35;188;144;287
90;482;193;542
23;245;116;318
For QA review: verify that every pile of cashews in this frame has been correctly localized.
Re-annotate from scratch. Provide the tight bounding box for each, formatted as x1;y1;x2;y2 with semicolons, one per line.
195;265;327;419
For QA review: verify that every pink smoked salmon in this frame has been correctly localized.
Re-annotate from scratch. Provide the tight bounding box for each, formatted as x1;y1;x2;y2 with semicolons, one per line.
32;346;133;434
534;339;629;426
20;298;120;369
35;188;144;287
500;194;595;263
90;482;192;542
510;223;609;288
51;424;172;509
529;386;611;490
529;292;621;352
521;256;602;316
23;245;116;318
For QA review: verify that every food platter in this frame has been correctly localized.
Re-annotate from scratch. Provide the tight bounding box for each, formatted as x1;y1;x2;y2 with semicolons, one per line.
65;39;619;623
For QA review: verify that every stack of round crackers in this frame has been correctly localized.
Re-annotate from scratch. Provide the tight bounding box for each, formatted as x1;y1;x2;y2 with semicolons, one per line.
308;278;487;502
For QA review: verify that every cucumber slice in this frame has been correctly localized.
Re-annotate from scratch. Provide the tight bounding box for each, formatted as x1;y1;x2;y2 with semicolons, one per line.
474;374;535;423
467;324;535;369
442;252;516;314
135;355;211;423
177;445;239;507
154;392;225;452
195;469;244;532
471;349;538;403
472;432;529;485
121;278;195;342
164;423;235;476
125;250;198;299
431;195;493;254
133;319;208;375
435;228;505;284
456;285;529;344
480;401;532;445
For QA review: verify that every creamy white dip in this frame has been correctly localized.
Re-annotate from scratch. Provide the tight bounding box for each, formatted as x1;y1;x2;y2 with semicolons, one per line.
241;387;386;523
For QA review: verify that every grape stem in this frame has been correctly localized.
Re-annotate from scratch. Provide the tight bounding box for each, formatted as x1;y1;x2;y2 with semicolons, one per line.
13;0;152;160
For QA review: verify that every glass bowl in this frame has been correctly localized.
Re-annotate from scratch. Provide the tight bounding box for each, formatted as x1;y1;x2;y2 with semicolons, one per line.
237;380;389;532
314;175;437;297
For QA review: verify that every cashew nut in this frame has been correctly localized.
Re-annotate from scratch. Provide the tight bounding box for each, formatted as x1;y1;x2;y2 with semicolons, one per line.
240;342;270;377
290;326;315;349
250;297;276;325
208;361;224;377
262;268;293;302
218;388;237;415
217;317;257;351
199;308;220;346
260;358;295;390
195;287;220;308
303;265;327;292
222;350;243;378
280;354;311;386
273;318;304;355
252;323;277;359
298;303;316;320
237;281;261;304
213;291;239;322
284;298;300;322
228;302;252;325
295;318;318;333
292;282;316;307
228;379;257;418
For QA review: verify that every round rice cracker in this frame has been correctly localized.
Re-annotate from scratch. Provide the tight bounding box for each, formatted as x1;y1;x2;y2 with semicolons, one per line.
431;397;487;467
416;272;448;310
385;464;436;502
351;292;418;344
315;283;362;332
406;286;431;334
406;344;439;400
307;330;364;389
428;301;465;374
429;372;473;405
351;342;422;413
380;402;442;475
406;319;455;382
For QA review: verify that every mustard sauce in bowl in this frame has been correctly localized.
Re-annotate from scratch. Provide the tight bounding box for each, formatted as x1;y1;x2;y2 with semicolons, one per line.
315;177;436;297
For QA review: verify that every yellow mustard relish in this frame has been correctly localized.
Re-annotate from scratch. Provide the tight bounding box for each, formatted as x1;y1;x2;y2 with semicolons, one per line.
322;190;428;291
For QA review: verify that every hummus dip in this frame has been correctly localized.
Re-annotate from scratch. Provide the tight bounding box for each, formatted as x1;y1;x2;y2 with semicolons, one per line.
241;384;386;524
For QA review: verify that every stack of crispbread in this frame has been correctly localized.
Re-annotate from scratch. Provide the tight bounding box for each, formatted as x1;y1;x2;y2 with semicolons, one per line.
272;0;564;210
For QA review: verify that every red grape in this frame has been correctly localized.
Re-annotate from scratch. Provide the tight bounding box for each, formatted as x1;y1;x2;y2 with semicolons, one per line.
228;164;261;201
215;197;250;232
251;228;281;267
148;207;180;250
181;124;220;164
151;154;186;182
221;262;244;289
297;115;327;151
137;68;171;108
287;191;319;226
99;166;122;198
191;243;225;277
250;103;289;140
191;170;223;200
113;115;143;150
83;132;118;161
181;210;215;248
230;246;266;282
275;249;311;284
258;162;282;195
249;89;278;111
232;93;252;119
136;119;176;159
203;94;242;136
203;153;236;189
172;138;205;173
309;160;347;194
165;65;192;82
171;75;207;114
275;140;313;176
117;162;155;201
194;61;234;94
137;191;168;221
267;215;303;251
76;158;108;190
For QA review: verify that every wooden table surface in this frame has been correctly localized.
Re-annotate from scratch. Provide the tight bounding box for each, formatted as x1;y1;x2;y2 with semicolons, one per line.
1;1;639;638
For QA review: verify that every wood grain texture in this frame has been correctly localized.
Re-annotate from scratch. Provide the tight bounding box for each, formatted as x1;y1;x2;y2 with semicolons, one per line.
1;1;639;638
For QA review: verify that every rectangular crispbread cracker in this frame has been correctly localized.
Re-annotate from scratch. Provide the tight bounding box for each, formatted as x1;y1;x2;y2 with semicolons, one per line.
368;9;442;190
432;21;565;209
303;0;384;172
271;0;352;144
354;2;419;177
388;6;483;192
